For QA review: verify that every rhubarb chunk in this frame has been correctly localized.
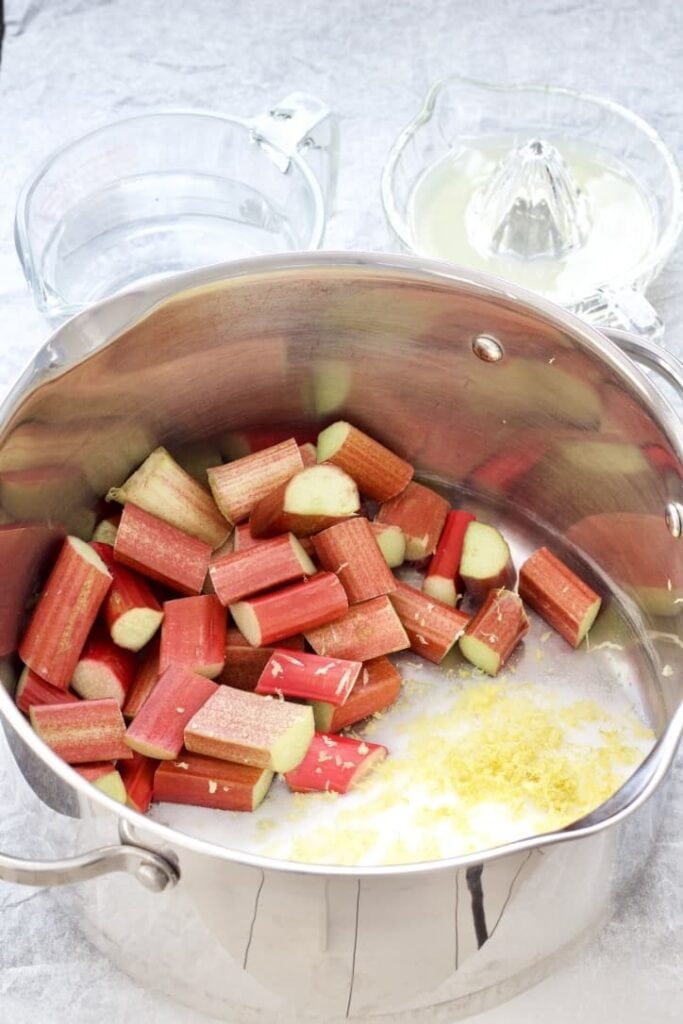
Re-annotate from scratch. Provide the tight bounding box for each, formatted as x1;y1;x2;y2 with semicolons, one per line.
108;446;230;548
114;503;212;595
249;464;360;538
316;421;413;501
369;522;406;568
91;541;163;651
74;762;127;803
125;664;218;759
15;666;79;715
284;733;387;794
19;536;112;690
30;699;131;764
459;521;516;601
122;640;159;720
376;482;449;561
154;749;274;811
389;581;469;663
159;594;227;678
184;687;314;773
209;533;314;605
298;442;318;467
423;509;475;606
208;438;303;523
313;517;396;604
255;650;361;704
519;547;601;647
91;516;120;545
229;572;348;647
71;626;137;706
304;595;409;662
218;628;306;691
118;751;159;812
459;588;529;676
311;656;402;732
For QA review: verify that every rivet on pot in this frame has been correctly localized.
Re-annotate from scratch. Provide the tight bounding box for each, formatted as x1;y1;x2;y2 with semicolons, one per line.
472;334;504;362
665;501;683;539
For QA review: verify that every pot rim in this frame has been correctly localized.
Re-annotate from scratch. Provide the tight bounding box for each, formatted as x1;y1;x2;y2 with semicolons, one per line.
1;250;681;877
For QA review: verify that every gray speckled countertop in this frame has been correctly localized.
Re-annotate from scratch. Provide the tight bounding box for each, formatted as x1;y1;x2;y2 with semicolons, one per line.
0;1;681;1021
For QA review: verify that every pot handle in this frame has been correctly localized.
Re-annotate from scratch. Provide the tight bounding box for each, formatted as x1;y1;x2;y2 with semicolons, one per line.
0;841;179;893
602;327;683;397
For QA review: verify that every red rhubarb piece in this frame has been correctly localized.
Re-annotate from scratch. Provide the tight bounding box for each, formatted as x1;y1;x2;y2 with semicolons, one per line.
219;628;305;691
91;541;164;651
311;656;402;732
316;421;414;502
0;522;64;658
19;536;112;690
312;517;396;604
30;699;131;764
108;445;230;548
231;522;264;552
207;438;304;524
376;482;449;561
114;503;212;595
159;594;227;678
118;750;159;812
154;749;274;811
124;663;218;760
519;547;602;648
184;686;314;773
255;650;362;704
249;464;360;539
459;588;529;676
459;521;516;601
389;581;469;663
91;515;120;545
369;521;406;568
304;595;409;662
423;509;475;606
298;442;317;467
229;572;348;647
209;532;315;605
284;732;388;794
122;640;159;720
74;762;126;802
71;626;137;706
15;666;79;715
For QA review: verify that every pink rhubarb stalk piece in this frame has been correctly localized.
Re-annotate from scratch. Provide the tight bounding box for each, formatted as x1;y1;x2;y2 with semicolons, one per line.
154;749;274;812
114;503;212;595
209;533;315;606
218;628;306;691
229;572;348;647
15;666;79;715
304;595;409;662
71;626;137;706
310;656;402;732
519;547;602;648
107;445;231;548
91;515;120;545
122;640;159;720
19;536;112;690
74;762;126;802
184;686;314;773
312;517;396;604
390;580;469;664
284;732;388;794
376;482;449;561
369;521;406;568
423;509;476;606
91;541;163;651
459;521;516;602
316;421;414;501
159;594;227;678
459;588;529;676
298;442;317;467
231;522;265;552
30;699;131;764
207;438;304;524
248;464;360;539
124;664;218;760
255;650;362;704
118;751;159;812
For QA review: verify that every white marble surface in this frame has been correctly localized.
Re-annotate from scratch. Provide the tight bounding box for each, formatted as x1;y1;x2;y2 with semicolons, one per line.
0;0;681;1020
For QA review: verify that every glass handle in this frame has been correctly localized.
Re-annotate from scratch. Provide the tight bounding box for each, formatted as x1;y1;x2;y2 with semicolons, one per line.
575;286;664;343
251;92;338;213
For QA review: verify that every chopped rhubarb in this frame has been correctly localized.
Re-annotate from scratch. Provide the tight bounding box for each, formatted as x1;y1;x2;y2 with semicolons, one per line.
389;581;469;663
0;522;64;658
122;640;159;720
298;442;317;467
184;686;314;773
311;656;402;732
209;533;314;605
231;522;264;552
304;595;409;662
74;762;126;802
316;421;414;501
159;594;227;678
376;482;449;561
91;541;164;651
154;749;274;812
255;650;361;704
118;750;159;812
208;438;303;523
91;516;120;545
369;521;406;568
30;699;131;764
15;666;79;715
459;588;529;676
19;536;112;690
114;503;211;595
108;446;230;548
249;464;360;538
229;572;348;647
423;509;475;606
312;517;396;604
71;626;137;706
124;664;218;760
219;628;305;691
459;521;516;601
519;547;602;648
284;732;387;794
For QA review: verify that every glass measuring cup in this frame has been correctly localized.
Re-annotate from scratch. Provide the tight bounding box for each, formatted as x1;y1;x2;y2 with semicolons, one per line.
381;77;683;339
15;93;337;321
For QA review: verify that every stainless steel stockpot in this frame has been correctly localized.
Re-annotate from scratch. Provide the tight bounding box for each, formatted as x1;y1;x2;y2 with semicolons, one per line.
0;253;681;1022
